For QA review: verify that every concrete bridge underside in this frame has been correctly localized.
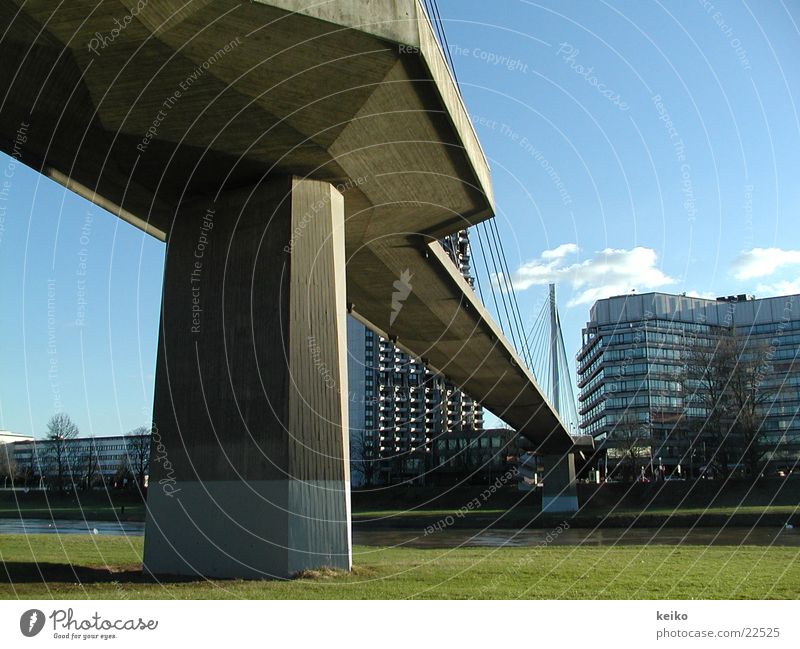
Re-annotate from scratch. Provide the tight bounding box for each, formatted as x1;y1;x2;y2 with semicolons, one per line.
0;0;586;578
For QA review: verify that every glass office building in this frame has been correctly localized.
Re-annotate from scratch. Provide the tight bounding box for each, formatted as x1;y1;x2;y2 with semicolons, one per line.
577;292;800;476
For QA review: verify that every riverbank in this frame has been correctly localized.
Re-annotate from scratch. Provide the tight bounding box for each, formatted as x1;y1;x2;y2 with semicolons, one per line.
350;478;800;529
4;518;797;548
2;482;797;530
352;506;800;531
1;534;798;599
0;492;144;522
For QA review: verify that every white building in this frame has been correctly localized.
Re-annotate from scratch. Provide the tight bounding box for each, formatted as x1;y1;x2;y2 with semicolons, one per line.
1;434;149;489
0;430;33;445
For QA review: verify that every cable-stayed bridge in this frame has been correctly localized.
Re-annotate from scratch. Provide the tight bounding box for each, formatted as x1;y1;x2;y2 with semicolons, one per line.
1;0;589;579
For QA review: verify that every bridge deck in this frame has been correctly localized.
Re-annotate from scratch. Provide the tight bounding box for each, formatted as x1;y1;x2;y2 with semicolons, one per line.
0;0;578;451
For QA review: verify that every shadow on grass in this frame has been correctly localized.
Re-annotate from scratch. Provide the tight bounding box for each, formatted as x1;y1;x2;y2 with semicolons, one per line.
0;562;200;585
1;562;376;587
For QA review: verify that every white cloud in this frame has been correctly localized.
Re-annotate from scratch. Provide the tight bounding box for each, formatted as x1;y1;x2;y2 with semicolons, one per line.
755;277;800;296
732;248;800;280
500;244;676;306
685;290;716;300
540;243;578;260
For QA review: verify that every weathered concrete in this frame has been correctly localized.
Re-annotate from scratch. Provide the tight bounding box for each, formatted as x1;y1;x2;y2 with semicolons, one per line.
0;0;590;578
541;454;579;513
518;435;595;454
349;240;575;451
143;176;351;578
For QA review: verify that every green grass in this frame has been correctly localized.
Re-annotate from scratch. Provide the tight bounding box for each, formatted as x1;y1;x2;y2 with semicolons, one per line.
353;508;509;518
353;504;799;518
590;505;800;517
352;504;799;531
3;503;793;521
0;504;145;521
0;494;145;522
1;534;798;599
3;499;795;528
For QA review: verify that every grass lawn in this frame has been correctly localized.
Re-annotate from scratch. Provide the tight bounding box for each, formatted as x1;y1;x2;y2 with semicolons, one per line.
2;500;795;529
1;534;798;599
590;505;800;517
2;502;794;521
0;493;146;522
352;504;800;518
352;504;799;530
0;504;146;521
2;497;796;542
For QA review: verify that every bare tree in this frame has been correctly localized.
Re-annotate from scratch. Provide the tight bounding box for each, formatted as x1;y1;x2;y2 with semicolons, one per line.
18;441;40;488
728;340;777;476
609;416;653;481
0;444;16;487
113;460;133;489
350;428;380;487
125;426;151;491
77;439;100;490
681;325;785;478
681;330;738;477
44;413;79;492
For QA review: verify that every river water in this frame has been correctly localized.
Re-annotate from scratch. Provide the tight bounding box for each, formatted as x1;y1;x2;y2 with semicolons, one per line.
1;518;798;548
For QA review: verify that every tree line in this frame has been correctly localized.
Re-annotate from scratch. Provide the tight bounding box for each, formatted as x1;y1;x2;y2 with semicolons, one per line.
0;413;151;493
609;326;786;480
680;327;780;478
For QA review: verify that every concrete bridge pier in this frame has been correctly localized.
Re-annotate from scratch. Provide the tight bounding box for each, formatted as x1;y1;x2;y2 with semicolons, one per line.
541;453;579;513
143;175;351;579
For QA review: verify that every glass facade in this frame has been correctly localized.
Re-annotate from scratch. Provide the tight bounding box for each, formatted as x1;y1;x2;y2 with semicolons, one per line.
577;292;800;475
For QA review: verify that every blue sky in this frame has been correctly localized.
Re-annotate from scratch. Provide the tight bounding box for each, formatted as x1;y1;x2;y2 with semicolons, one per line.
0;163;165;439
1;0;799;437
439;0;800;385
